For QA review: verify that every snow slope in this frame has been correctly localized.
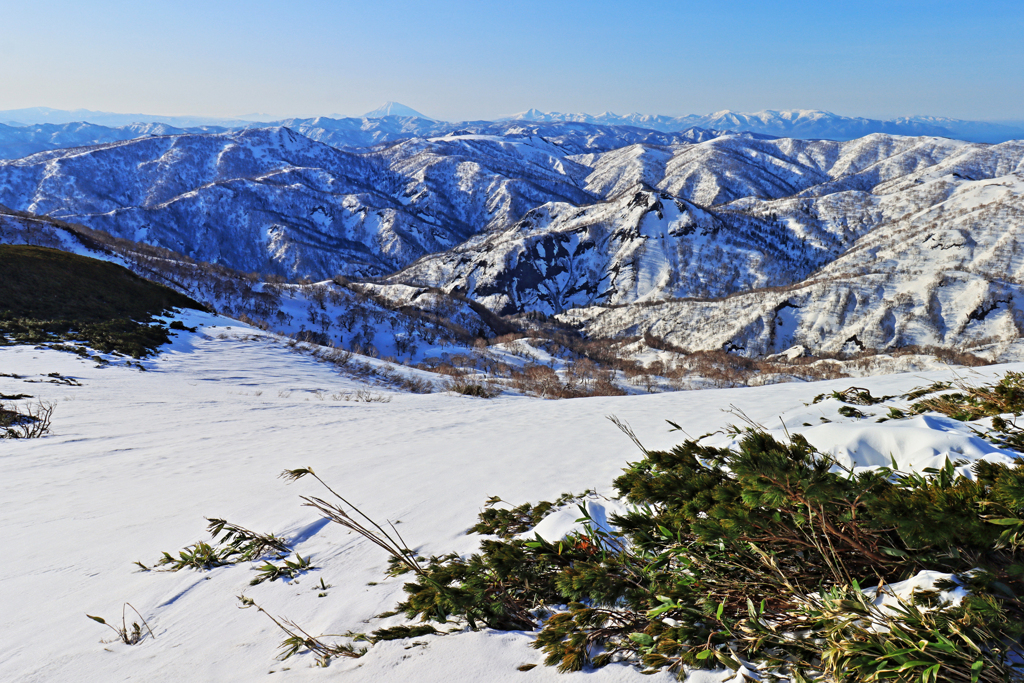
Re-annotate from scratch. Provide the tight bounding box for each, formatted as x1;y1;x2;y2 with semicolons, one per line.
570;171;1024;357
2;310;1023;682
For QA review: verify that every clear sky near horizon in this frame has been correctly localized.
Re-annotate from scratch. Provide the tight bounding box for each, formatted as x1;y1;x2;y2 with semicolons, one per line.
2;0;1022;122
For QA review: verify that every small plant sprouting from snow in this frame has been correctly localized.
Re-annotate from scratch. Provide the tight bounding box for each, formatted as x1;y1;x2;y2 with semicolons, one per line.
250;554;314;586
87;603;155;645
237;595;365;667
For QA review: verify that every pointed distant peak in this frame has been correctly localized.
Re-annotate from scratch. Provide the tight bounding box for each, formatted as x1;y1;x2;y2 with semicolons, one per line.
504;108;551;121
362;102;433;120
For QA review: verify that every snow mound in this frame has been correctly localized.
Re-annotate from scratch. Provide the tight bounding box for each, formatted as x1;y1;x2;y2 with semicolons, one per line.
800;413;1018;475
521;498;630;543
864;569;969;614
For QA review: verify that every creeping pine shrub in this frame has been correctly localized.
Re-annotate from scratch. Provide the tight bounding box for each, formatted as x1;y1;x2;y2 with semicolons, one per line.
0;315;175;358
909;372;1024;451
302;373;1024;682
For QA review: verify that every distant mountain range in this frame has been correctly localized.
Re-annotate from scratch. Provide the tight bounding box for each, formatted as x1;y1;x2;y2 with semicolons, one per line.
0;106;270;129
1;103;1024;360
502;109;1024;144
0;123;733;274
0;116;740;160
0;121;231;159
2;104;1021;143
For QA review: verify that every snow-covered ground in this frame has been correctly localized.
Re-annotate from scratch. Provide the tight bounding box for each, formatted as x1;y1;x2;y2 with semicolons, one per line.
2;309;1022;682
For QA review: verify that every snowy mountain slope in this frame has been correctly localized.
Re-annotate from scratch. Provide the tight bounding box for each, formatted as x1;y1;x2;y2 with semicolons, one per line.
1;205;988;394
390;187;818;314
0;130;597;278
0;127;466;278
573;133;977;206
570;173;1024;357
505;108;1024;143
374;137;1024;359
0;125;739;280
585;137;829;206
2;323;1023;681
370;133;597;234
0;207;514;370
386;136;1024;316
1;118;1023;359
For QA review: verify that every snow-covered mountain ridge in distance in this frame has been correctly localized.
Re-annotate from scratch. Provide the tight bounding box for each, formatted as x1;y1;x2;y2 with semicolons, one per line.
503;108;1024;144
5;104;1023;143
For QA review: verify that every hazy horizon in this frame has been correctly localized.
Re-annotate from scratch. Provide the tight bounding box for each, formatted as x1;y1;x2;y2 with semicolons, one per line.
2;104;1023;127
2;0;1022;122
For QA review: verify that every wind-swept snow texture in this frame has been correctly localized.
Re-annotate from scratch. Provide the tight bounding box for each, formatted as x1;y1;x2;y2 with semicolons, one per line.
1;311;1022;682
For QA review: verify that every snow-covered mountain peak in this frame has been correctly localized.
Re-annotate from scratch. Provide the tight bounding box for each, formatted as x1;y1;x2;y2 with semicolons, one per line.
508;108;548;120
362;102;433;120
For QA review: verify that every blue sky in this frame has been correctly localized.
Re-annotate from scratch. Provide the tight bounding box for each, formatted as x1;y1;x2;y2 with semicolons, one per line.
2;0;1022;121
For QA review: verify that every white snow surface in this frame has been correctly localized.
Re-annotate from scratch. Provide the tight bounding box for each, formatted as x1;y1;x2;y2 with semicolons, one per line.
801;414;1018;475
2;311;1022;682
522;497;631;544
864;570;969;615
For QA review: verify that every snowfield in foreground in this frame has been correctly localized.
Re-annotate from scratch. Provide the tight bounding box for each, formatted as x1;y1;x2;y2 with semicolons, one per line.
1;310;1021;682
